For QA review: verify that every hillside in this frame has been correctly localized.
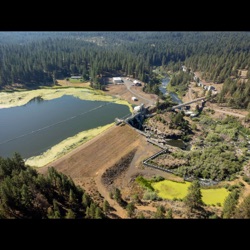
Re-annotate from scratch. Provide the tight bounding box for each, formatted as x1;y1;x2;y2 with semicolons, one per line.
0;153;106;219
0;32;249;108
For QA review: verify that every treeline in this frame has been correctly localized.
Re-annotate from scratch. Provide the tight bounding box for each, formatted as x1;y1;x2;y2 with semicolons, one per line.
0;153;105;219
217;78;250;109
0;32;249;107
168;71;192;96
0;36;152;89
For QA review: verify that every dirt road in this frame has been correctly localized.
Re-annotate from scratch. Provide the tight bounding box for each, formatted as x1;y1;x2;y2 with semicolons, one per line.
213;109;246;118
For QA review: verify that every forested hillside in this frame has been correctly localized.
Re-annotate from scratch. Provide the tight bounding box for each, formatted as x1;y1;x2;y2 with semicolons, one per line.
0;32;249;107
0;153;105;219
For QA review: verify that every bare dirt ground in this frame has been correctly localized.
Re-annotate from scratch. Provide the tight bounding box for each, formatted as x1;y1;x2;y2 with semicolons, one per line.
105;79;158;107
56;79;90;88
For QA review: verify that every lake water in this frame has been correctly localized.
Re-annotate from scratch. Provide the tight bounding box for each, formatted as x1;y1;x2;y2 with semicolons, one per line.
0;95;131;159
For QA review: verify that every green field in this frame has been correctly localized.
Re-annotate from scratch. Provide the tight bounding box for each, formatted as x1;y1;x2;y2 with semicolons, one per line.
152;180;229;206
69;78;83;83
201;188;229;205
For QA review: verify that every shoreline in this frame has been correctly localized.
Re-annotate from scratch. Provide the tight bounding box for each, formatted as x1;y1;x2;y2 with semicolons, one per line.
25;123;115;167
0;87;133;112
0;86;133;167
39;123;117;170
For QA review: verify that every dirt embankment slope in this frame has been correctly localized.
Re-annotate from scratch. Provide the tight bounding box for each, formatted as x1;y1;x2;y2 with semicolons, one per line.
37;124;141;218
38;124;139;177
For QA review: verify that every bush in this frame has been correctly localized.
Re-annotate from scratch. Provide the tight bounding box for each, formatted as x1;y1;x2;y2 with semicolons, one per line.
136;176;154;191
239;182;245;187
209;214;220;219
152;175;165;182
243;175;250;184
143;190;158;201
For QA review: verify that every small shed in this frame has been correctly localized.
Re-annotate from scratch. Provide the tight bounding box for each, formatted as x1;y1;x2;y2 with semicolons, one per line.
132;96;138;101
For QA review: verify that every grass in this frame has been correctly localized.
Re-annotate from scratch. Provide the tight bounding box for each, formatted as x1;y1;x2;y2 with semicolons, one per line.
0;87;133;112
152;180;229;206
69;78;84;83
152;180;190;199
201;188;229;205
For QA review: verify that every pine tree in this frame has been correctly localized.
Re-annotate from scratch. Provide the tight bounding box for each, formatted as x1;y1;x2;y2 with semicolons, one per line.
82;192;91;208
103;200;110;214
94;207;103;219
154;205;166;219
235;194;250;218
222;190;239;218
184;180;203;212
66;209;76;219
126;202;135;218
52;199;61;219
114;188;122;204
166;209;173;219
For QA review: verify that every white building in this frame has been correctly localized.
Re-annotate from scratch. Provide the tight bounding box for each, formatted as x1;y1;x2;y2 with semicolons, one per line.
133;103;144;113
134;105;141;112
132;96;138;101
113;77;123;84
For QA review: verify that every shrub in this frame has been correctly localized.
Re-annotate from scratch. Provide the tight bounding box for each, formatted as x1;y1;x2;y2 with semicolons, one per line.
243;175;250;184
239;182;245;187
152;175;165;182
143;190;158;201
136;176;154;191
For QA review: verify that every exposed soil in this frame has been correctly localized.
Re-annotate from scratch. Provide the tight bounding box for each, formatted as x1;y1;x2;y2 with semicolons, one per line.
56;79;91;88
105;79;158;107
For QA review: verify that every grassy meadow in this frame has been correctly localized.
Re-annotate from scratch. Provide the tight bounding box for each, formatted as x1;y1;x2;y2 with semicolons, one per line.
152;180;229;206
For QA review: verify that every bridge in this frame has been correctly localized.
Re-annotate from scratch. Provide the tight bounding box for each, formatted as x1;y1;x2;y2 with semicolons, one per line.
172;96;206;110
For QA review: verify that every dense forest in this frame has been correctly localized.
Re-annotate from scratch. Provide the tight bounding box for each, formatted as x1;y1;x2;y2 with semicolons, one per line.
0;153;106;219
0;32;249;107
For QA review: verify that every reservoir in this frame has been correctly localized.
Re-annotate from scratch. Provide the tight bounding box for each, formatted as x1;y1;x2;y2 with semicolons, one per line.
0;95;131;159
